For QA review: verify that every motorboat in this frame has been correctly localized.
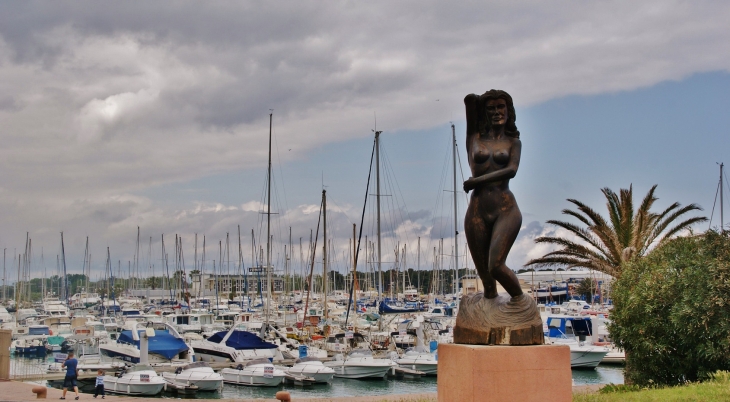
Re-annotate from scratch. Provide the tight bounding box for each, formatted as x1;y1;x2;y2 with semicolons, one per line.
166;313;215;334
99;322;193;365
45;335;71;353
42;297;70;317
221;359;286;387
190;324;282;363
323;349;397;379
103;365;166;396
286;357;335;383
378;298;424;314
555;339;609;368
99;316;120;333
545;315;608;369
394;347;438;375
13;336;48;356
162;361;223;391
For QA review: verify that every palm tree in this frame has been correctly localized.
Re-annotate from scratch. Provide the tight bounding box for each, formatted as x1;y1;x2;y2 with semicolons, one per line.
525;185;707;278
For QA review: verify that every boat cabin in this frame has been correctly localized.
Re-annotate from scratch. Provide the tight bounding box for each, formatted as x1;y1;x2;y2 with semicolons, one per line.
546;316;593;340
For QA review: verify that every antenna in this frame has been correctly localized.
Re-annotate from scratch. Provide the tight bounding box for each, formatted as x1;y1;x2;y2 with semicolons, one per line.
709;162;726;231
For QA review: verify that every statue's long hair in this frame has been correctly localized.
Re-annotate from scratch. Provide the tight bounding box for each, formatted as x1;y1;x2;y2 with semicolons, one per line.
465;89;520;139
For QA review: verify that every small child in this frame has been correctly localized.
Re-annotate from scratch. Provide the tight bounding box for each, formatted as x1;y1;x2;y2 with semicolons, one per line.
93;369;105;399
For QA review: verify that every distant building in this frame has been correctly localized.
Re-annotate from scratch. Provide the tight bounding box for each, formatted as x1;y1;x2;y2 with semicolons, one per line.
191;270;284;296
460;273;509;295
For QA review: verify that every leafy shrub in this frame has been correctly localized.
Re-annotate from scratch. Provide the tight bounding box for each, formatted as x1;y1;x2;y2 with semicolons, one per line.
611;230;730;386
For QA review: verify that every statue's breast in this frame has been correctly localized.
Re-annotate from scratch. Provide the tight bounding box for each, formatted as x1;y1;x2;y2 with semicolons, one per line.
472;137;511;166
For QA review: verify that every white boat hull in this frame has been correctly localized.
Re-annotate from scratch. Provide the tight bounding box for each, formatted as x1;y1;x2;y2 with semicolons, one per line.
325;363;393;379
396;361;438;375
103;371;166;396
570;349;608;368
286;362;335;383
162;368;223;391
221;367;285;387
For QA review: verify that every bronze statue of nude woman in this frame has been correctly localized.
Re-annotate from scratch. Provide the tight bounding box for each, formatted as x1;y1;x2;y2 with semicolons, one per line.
455;89;543;345
464;89;523;299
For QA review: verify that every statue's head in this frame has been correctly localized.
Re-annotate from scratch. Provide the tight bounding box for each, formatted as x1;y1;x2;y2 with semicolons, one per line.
481;89;519;138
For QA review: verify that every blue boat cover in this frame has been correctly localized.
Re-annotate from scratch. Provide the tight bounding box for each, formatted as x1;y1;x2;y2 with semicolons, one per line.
118;330;189;360
207;330;278;350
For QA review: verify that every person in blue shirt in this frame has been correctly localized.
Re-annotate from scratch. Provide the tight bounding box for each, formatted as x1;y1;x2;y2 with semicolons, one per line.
93;369;105;398
61;352;79;400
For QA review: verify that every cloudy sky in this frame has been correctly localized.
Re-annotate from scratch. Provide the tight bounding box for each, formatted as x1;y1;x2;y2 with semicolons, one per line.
0;1;728;283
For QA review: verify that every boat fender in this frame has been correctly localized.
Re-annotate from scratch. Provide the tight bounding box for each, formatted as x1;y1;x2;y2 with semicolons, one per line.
49;329;53;335
235;364;243;370
175;367;183;374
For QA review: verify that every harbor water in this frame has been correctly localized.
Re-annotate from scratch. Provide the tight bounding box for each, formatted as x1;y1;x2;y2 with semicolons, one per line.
14;356;623;399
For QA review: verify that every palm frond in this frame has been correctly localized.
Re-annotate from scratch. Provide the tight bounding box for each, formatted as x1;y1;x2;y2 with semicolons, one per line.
530;184;706;278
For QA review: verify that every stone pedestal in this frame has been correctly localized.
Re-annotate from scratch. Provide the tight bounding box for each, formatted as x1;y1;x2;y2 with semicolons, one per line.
437;344;572;402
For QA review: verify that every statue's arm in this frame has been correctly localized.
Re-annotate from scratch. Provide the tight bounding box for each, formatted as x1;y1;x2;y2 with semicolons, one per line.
464;94;479;157
464;139;521;192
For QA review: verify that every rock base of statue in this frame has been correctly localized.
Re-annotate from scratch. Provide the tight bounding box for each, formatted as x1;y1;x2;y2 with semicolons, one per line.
453;292;544;345
437;344;572;402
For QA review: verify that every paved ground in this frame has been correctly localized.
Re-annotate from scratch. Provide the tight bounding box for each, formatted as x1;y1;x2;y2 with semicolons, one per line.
0;380;602;401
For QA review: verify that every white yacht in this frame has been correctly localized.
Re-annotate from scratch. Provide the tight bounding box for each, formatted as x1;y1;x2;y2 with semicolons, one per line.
99;323;194;365
394;347;438;375
190;324;282;363
285;357;335;383
166;313;215;334
162;361;223;391
103;365;166;396
324;349;397;379
42;297;70;317
221;359;286;387
545;316;609;369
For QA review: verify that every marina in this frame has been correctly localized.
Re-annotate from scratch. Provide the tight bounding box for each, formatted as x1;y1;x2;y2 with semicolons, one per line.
0;115;627;399
10;355;623;399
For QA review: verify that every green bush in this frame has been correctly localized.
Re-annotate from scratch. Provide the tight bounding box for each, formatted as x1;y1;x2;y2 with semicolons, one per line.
610;230;730;386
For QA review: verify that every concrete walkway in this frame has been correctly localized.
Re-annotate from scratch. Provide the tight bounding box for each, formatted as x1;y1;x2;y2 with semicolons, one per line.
0;380;603;401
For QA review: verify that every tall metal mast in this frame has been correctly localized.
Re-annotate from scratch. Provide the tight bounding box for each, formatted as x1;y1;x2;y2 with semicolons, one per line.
322;189;328;322
721;163;725;231
265;112;273;329
452;124;459;297
375;130;383;298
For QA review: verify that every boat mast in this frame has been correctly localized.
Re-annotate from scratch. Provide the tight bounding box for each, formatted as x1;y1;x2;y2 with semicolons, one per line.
61;232;67;305
352;224;358;314
375;130;383;298
201;236;206;300
721;163;724;231
194;233;198;303
322;189;328;323
452;123;459;297
265;111;273;330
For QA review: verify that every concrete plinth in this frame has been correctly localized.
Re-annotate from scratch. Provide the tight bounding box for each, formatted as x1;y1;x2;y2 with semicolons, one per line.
437;344;572;402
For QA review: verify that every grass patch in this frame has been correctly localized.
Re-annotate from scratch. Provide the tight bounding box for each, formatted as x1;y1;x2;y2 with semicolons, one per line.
574;371;730;401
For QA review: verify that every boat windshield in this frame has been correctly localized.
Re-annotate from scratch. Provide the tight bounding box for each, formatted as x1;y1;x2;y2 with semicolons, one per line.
244;358;272;367
127;365;154;373
182;361;210;370
349;349;372;357
295;357;320;363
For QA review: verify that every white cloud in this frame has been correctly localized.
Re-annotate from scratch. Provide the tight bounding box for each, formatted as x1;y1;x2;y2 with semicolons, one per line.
0;1;728;276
